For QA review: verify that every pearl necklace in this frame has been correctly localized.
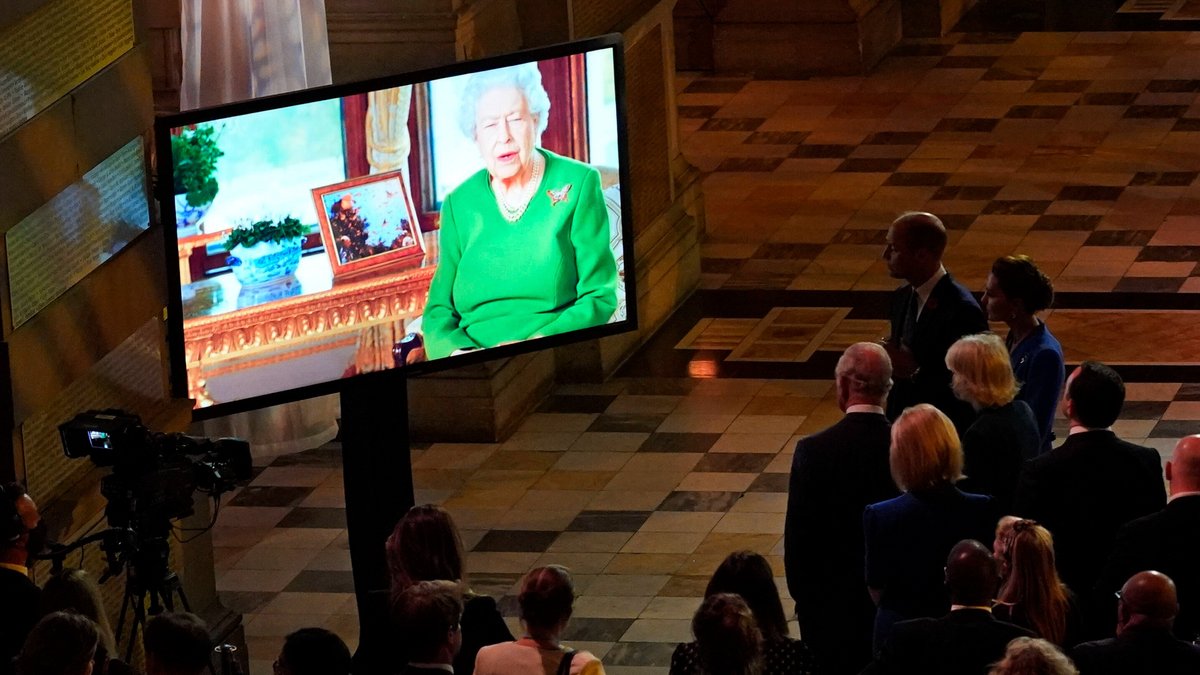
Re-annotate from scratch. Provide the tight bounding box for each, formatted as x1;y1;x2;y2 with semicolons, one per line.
493;152;544;223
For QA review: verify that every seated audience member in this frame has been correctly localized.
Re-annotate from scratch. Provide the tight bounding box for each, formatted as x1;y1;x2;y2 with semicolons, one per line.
982;255;1064;451
677;593;762;675
785;342;898;675
1071;571;1200;674
393;581;463;675
1013;362;1166;597
864;404;998;651
1095;435;1200;643
673;551;816;675
989;637;1079;675
274;627;352;675
474;566;604;675
386;504;513;674
1;483;45;675
864;540;1033;675
947;333;1041;512
994;520;1082;647
39;569;130;675
16;611;99;675
143;612;211;675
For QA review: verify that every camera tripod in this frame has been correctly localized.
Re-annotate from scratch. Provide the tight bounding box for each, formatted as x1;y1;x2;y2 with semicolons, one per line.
112;534;193;662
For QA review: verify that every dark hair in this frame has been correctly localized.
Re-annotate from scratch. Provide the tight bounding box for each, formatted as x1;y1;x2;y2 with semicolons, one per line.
144;612;210;675
40;569;117;657
692;593;762;675
386;504;465;597
946;540;999;607
518;565;575;633
394;580;463;662
17;611;99;675
280;628;351;675
1067;361;1125;429
704;551;789;641
991;256;1054;315
1;481;27;545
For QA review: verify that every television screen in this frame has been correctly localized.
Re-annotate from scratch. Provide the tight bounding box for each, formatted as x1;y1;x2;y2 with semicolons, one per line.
157;35;635;418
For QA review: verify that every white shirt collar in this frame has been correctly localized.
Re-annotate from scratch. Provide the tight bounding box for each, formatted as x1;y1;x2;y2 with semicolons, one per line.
1068;425;1111;436
846;404;886;415
406;664;453;673
1169;490;1200;503
913;265;947;316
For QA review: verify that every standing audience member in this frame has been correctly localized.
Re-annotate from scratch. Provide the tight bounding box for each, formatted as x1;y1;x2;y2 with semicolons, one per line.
994;520;1082;647
784;342;898;674
989;637;1079;675
386;504;513;674
1096;434;1200;643
39;569;129;675
274;627;352;675
679;594;762;675
16;611;99;675
393;581;463;675
474;566;604;675
983;255;1064;451
143;612;211;675
881;211;988;433
993;515;1021;580
1072;571;1200;674
1013;362;1166;598
864;404;998;651
673;551;816;675
947;333;1041;512
1;483;44;675
864;540;1033;675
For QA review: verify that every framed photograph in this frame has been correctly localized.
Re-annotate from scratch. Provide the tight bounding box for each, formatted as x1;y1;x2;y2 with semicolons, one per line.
311;169;426;280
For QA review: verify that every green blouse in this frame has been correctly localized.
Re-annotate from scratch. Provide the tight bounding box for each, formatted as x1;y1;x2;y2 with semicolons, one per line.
423;149;619;360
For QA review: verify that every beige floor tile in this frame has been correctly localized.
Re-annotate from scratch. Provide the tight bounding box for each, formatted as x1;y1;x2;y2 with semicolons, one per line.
638;511;724;533
730;493;789;513
258;528;343;550
466;551;542;574
620;618;694;643
1163;400;1200;420
411;445;498;470
709;432;793;454
1124;383;1181;401
493;509;582;531
605;395;683;414
1111;419;1158;439
712;511;786;534
232;545;323;572
258;592;355;616
573;595;655;618
585;574;671;597
639;596;703;620
532;470;619;491
511;489;597;511
656;412;737;433
695;532;783;555
216;506;291;529
620;531;708;554
305;547;352;572
553;452;634;472
603;553;691;575
586;490;672;511
532;551;616;575
251;467;334;487
518;413;601;432
216;568;300;593
499;431;582;452
725;415;806;435
549;532;634;553
568;432;652;453
244;612;329;637
298;487;346;508
675;472;758;492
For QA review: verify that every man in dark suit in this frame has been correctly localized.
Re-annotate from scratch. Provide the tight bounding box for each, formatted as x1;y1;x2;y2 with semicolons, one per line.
785;342;899;675
1095;435;1200;643
0;482;43;675
1072;571;1200;674
275;627;352;675
864;539;1033;674
1013;361;1166;600
396;580;463;674
881;212;987;433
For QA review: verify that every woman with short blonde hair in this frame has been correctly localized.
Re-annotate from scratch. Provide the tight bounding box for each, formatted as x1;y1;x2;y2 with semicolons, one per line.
947;333;1041;512
888;403;964;492
988;636;1078;675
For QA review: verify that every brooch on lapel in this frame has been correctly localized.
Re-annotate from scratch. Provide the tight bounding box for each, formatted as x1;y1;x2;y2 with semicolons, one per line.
547;184;572;206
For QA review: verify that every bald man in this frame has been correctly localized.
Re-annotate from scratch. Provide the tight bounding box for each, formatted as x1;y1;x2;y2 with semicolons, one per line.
786;343;900;674
1073;571;1200;674
881;212;986;432
1096;435;1200;642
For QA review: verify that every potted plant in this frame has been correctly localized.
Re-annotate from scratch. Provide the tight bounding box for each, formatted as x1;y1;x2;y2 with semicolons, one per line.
172;125;224;233
224;217;308;286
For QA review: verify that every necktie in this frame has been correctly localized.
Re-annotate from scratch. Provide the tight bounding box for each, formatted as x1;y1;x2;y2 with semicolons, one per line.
902;289;918;347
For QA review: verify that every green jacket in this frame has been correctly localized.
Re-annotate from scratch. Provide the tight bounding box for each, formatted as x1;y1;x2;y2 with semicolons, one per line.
424;148;619;360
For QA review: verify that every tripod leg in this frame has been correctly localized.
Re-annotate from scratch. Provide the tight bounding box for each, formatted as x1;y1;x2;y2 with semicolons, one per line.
126;593;147;663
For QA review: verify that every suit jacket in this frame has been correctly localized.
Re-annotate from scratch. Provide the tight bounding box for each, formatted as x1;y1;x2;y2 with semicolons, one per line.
0;567;40;675
886;272;988;431
958;401;1041;514
401;666;455;675
1094;495;1200;642
863;608;1034;675
785;411;897;673
1012;430;1166;597
1072;626;1200;675
1008;322;1064;452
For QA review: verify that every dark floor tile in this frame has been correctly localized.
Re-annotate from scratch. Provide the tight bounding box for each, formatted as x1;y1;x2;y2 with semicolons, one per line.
1029;80;1090;93
604;642;679;667
471;573;523;599
567;511;652;532
836;158;905;173
715;157;783;172
472;530;560;553
1005;105;1071;120
832;230;889;245
744;130;809;145
1129;172;1198;187
228;486;315;508
1057;185;1124;201
1173;118;1200;132
276;507;347;529
1147;79;1200;93
752;243;825;260
1113;277;1184;293
694;453;773;473
1175;384;1200;401
638;433;722;454
537;394;618;414
746;473;790;493
960;33;1020;45
271;446;343;468
496;594;519;617
1121;401;1172;420
218;591;276;614
937;55;998;69
1085;230;1155;247
588;413;668;433
284;570;355;593
1030;214;1102;231
1079;92;1139;106
678;105;720;119
864;131;929;145
1150;420;1200;438
561;617;635;642
700;117;765;132
1136;246;1200;263
934;118;1000;133
701;258;744;274
891;43;954;57
683;79;747;94
624;378;697;396
657;491;742;512
940;214;978;230
1123;105;1190;119
790;144;855;159
982;66;1042;81
984;200;1052;216
932;185;1002;201
884;172;950;187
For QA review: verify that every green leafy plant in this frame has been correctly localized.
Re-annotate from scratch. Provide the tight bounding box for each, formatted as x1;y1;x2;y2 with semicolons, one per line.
224;217;308;250
172;125;224;207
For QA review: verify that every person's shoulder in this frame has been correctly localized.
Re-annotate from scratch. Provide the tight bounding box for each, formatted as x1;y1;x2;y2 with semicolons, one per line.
1072;637;1118;658
445;166;492;202
571;650;606;675
939;272;982;305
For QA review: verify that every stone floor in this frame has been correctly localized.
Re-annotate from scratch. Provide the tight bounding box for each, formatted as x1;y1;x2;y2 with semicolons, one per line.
213;29;1200;675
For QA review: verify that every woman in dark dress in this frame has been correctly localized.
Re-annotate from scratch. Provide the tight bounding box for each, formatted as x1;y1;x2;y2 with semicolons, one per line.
994;519;1083;649
386;504;513;674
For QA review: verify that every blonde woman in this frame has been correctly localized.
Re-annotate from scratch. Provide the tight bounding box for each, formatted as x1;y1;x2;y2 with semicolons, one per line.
994;520;1081;647
947;333;1041;512
864;404;998;651
989;637;1078;675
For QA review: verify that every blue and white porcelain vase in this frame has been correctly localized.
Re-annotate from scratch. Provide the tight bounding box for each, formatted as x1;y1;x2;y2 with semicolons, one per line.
227;237;303;287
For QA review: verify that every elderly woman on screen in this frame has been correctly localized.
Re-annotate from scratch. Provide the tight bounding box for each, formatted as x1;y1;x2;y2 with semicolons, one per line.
423;63;619;360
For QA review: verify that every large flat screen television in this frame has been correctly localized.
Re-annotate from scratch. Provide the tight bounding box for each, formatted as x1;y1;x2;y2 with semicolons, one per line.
157;35;635;419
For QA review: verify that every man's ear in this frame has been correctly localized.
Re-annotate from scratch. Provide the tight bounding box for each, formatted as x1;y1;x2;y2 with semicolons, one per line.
1166;460;1174;483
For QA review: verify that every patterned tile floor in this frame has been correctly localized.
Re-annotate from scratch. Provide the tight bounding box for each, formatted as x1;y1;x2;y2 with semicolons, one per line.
214;30;1200;675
